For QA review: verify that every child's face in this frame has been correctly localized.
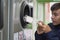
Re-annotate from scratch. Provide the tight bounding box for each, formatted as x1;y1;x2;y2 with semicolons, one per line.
51;9;60;25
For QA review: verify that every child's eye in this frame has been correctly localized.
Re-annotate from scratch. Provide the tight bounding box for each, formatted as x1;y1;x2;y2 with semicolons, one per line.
52;13;58;16
54;14;58;16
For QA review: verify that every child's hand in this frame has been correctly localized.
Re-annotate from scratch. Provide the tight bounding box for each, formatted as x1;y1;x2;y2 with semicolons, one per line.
37;21;52;34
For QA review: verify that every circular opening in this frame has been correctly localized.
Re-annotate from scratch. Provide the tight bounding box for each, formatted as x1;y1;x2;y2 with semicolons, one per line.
20;2;30;28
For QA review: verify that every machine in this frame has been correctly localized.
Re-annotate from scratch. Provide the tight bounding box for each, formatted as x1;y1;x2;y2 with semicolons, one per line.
14;0;33;32
0;0;33;40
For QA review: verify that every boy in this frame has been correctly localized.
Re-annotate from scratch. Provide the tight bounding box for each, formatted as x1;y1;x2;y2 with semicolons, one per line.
35;3;60;40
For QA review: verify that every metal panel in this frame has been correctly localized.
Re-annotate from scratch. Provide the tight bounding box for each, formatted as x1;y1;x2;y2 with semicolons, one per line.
0;32;1;40
3;0;8;40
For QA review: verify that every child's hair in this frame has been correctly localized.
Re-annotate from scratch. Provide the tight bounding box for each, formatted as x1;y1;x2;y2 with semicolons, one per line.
51;3;60;11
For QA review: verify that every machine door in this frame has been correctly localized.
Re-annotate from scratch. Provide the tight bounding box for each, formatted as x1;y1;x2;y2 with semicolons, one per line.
20;1;33;28
0;0;3;29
